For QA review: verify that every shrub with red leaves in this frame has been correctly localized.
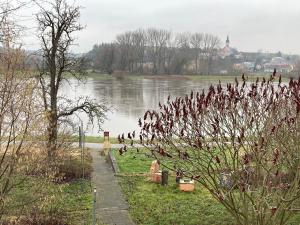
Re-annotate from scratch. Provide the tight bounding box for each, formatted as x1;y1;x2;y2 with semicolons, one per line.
121;72;300;225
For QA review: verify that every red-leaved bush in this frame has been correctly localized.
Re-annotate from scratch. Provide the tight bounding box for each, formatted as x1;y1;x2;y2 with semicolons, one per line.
121;72;300;225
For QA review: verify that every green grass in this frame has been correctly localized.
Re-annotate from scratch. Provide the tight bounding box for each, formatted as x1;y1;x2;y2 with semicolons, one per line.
84;135;119;144
20;134;120;144
68;135;119;144
3;148;93;225
49;179;93;224
114;147;300;225
118;175;300;225
113;147;235;225
17;134;123;144
112;148;175;174
112;148;154;173
118;175;234;225
85;72;115;79
4;177;92;224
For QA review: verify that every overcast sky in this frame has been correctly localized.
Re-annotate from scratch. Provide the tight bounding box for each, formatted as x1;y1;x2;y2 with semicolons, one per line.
22;0;300;54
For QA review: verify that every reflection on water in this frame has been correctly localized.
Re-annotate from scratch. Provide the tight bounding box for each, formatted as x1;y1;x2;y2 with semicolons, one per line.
60;76;223;137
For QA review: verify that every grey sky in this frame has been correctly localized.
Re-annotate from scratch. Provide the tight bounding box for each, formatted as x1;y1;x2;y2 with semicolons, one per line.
23;0;300;54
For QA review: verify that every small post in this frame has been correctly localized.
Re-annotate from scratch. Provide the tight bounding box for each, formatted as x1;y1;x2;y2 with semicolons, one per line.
104;131;110;141
93;187;97;225
79;126;82;148
78;122;85;181
82;126;85;149
161;170;169;186
103;131;111;153
82;130;85;180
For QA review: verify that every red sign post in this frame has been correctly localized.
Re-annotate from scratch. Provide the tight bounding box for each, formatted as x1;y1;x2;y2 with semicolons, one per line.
104;131;109;141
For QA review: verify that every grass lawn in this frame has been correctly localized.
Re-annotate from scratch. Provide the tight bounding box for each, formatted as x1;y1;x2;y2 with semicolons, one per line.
51;179;92;224
3;148;93;225
68;135;120;144
112;148;234;225
112;148;300;225
46;178;92;224
118;175;234;225
112;148;153;173
4;177;92;225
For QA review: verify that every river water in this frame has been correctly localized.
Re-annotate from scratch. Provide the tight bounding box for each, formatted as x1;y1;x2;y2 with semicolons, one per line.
60;76;227;137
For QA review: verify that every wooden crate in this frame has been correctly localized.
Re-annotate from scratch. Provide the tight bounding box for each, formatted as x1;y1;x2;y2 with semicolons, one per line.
179;179;195;192
151;172;162;183
150;160;161;183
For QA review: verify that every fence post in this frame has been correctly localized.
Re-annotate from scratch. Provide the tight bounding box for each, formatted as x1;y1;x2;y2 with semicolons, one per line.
161;170;169;186
79;126;82;148
82;130;85;180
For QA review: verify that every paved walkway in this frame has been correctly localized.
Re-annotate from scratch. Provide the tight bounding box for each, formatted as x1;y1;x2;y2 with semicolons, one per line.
87;143;135;225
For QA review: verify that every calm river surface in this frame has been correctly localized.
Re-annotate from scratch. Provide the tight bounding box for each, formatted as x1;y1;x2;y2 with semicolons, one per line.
60;76;230;137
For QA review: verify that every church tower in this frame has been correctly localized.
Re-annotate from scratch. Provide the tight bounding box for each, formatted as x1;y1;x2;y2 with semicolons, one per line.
226;36;230;47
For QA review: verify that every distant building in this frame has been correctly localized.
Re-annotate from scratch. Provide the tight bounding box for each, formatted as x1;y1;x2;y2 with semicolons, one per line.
219;36;238;59
263;57;294;73
233;62;255;72
219;70;228;74
234;53;244;60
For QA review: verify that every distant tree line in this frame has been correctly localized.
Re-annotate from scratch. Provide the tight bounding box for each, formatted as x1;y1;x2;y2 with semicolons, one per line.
87;28;222;75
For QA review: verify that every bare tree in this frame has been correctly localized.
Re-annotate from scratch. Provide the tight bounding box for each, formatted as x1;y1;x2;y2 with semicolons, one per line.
0;1;27;18
87;29;224;76
98;43;115;74
35;0;108;158
202;33;221;74
131;29;146;73
172;32;191;74
0;5;49;219
164;35;176;75
146;28;171;74
0;1;24;43
115;31;134;72
190;33;203;74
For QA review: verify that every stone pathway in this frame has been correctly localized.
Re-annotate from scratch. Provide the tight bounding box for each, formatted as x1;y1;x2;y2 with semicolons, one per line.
87;143;135;225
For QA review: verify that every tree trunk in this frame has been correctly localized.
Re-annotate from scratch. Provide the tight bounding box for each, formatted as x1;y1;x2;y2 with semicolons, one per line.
47;111;58;159
47;66;58;159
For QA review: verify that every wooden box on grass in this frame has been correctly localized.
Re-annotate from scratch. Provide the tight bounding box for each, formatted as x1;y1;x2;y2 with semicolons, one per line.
150;160;161;183
151;172;162;183
179;179;195;192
